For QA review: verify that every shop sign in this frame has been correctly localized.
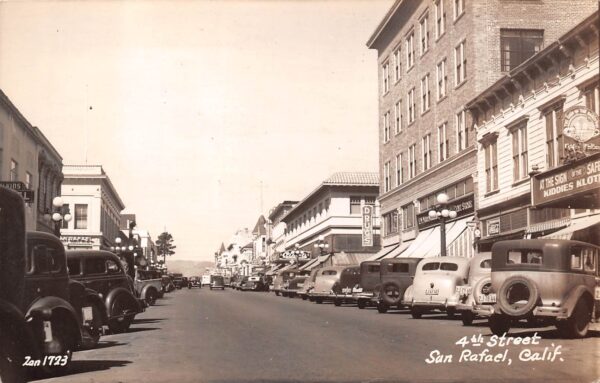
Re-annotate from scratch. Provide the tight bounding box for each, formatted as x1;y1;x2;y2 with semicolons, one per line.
416;194;474;230
0;181;35;203
362;205;373;247
532;152;600;207
280;250;311;260
562;106;600;163
61;235;94;244
486;218;500;236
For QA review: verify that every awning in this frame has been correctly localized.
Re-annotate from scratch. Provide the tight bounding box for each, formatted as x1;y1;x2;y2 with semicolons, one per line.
265;264;283;276
331;252;371;266
364;244;398;261
382;241;412;259
446;218;475;258
400;217;472;258
542;214;600;241
299;254;330;271
398;226;438;258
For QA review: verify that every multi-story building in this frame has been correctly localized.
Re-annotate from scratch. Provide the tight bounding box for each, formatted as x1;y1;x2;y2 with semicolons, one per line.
251;215;268;264
0;89;63;233
367;0;597;258
468;12;599;249
281;172;381;270
266;200;298;263
60;165;125;250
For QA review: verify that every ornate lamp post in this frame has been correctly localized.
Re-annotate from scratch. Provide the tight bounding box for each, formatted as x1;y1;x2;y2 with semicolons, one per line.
313;235;329;256
428;193;457;257
44;196;72;238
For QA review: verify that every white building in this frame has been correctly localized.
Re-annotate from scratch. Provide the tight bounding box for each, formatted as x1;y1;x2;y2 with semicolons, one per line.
60;165;125;250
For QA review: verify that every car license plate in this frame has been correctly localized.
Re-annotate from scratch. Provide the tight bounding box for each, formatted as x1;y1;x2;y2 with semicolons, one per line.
82;306;94;322
456;286;471;295
478;294;496;303
353;287;363;293
425;288;439;295
342;287;352;294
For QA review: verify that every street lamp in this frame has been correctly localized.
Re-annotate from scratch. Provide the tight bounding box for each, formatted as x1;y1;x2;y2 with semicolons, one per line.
47;196;72;238
313;235;329;256
428;193;457;257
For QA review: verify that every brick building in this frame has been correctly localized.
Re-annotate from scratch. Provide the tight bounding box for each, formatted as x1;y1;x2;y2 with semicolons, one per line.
367;0;597;258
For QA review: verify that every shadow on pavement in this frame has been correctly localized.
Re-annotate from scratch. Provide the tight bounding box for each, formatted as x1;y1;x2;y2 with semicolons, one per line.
125;326;161;333
133;318;166;324
91;340;128;350
30;360;131;381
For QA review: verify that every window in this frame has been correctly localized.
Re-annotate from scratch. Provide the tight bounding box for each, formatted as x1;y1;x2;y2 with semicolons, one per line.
382;61;390;94
25;172;32;189
408;88;416;123
384;161;391;193
440;262;459;271
437;59;447;99
67;259;81;275
384;210;399;235
394;100;402;134
419;13;429;55
456;110;468;152
435;0;445;39
74;204;88;230
421;74;430;113
484;140;498;192
544;105;564;168
571;252;582;270
402;203;415;229
500;30;543;72
393;46;401;82
422;262;440;271
389;263;409;273
10;159;17;181
395;153;403;186
84;258;106;275
107;259;121;273
367;264;380;273
350;197;361;215
422;134;432;171
61;204;69;229
454;41;466;85
438;123;449;162
322;270;337;276
406;31;415;69
408;144;417;179
512;123;528;181
31;245;62;274
383;111;391;143
584;82;600;114
507;250;543;265
453;0;464;20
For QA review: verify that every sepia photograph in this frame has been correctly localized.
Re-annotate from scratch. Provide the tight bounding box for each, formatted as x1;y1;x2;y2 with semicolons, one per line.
0;0;599;382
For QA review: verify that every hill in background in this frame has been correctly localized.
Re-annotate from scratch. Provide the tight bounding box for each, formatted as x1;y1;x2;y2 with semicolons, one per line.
166;260;214;276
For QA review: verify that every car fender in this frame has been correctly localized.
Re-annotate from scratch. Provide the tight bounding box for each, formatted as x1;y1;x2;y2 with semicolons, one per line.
140;283;159;300
560;285;594;319
0;299;40;359
402;284;414;305
26;296;83;344
105;287;142;317
83;289;109;324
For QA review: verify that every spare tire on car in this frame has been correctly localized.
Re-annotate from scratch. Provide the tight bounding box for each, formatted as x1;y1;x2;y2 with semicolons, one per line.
497;275;539;317
473;277;493;305
380;281;402;306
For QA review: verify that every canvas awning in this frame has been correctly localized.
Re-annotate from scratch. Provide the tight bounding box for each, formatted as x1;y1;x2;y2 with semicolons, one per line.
383;240;412;259
364;244;398;261
331;252;371;266
542;214;600;241
299;254;330;271
400;217;472;258
265;264;284;276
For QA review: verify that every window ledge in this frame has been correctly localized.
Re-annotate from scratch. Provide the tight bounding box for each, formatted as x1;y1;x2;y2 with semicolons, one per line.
407;120;416;128
421;108;431;117
453;11;465;25
454;79;467;91
407;64;415;74
394;130;402;137
484;190;500;198
435;32;445;43
437;94;447;104
511;178;530;187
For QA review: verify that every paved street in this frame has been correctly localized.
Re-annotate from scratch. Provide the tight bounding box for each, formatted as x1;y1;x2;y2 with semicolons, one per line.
36;288;600;383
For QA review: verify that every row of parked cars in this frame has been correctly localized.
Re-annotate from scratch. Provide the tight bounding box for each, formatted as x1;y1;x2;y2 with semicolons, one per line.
266;238;599;339
0;187;179;382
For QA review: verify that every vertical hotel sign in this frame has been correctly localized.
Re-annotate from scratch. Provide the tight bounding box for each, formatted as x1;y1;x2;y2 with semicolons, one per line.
362;205;373;247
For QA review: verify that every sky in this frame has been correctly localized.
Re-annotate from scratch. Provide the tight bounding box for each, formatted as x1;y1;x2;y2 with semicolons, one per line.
0;0;392;262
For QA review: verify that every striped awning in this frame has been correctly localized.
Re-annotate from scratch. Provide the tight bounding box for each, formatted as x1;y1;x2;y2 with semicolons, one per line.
299;254;330;271
543;214;600;241
364;244;398;261
331;252;372;266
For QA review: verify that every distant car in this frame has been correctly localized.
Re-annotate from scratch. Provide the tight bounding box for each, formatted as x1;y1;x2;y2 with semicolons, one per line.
309;266;347;304
272;269;298;296
201;274;212;287
350;261;381;309
223;276;232;287
172;275;184;289
298;268;320;300
188;276;201;289
281;272;310;297
373;258;422;313
482;240;599;338
134;269;164;306
402;256;470;319
210;275;225;290
455;253;493;325
161;275;175;293
240;276;267;292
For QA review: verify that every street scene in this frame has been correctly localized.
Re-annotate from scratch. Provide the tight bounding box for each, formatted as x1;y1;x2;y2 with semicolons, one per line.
0;0;599;382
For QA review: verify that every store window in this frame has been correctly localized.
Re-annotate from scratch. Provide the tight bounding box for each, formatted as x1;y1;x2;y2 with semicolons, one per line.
500;29;543;72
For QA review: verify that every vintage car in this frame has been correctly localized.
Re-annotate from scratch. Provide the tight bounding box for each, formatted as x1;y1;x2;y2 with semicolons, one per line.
133;269;164;305
402;256;470;318
331;266;361;306
171;273;185;289
188;276;201;288
309;266;348;304
67;250;145;333
373;258;422;313
201;274;212;287
455;252;493;325
298;268;320;300
479;239;599;338
161;275;175;293
271;268;298;296
349;261;380;309
0;188;106;380
223;276;232;287
281;272;310;298
210;275;225;290
240;275;266;292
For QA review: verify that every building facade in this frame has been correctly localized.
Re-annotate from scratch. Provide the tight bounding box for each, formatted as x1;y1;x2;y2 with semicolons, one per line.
266;201;298;263
367;0;597;258
60;165;125;250
468;12;599;249
0;89;64;233
281;172;381;269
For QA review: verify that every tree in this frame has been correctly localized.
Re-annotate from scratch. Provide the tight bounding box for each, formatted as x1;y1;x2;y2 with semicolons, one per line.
156;232;176;265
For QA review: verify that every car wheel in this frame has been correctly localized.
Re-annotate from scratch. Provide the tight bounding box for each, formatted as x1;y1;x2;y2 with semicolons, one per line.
334;299;342;307
377;302;388;314
109;315;133;334
146;289;157;306
556;298;592;339
489;314;511;336
0;327;26;383
461;311;474;326
497;275;539;317
41;317;75;376
357;300;367;309
380;281;402;307
301;295;307;301
81;303;103;350
411;307;423;319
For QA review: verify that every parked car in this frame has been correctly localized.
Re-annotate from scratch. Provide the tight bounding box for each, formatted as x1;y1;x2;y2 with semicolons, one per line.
210;275;225;290
134;269;164;306
272;269;298;296
67;250;145;333
223;276;232;287
349;261;381;309
455;252;493;325
0;187;105;380
374;258;422;313
331;266;361;306
240;276;266;291
161;275;175;293
281;272;310;297
402;256;470;318
309;266;347;304
480;239;599;338
201;274;212;287
298;268;320;300
171;273;184;289
188;276;201;288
